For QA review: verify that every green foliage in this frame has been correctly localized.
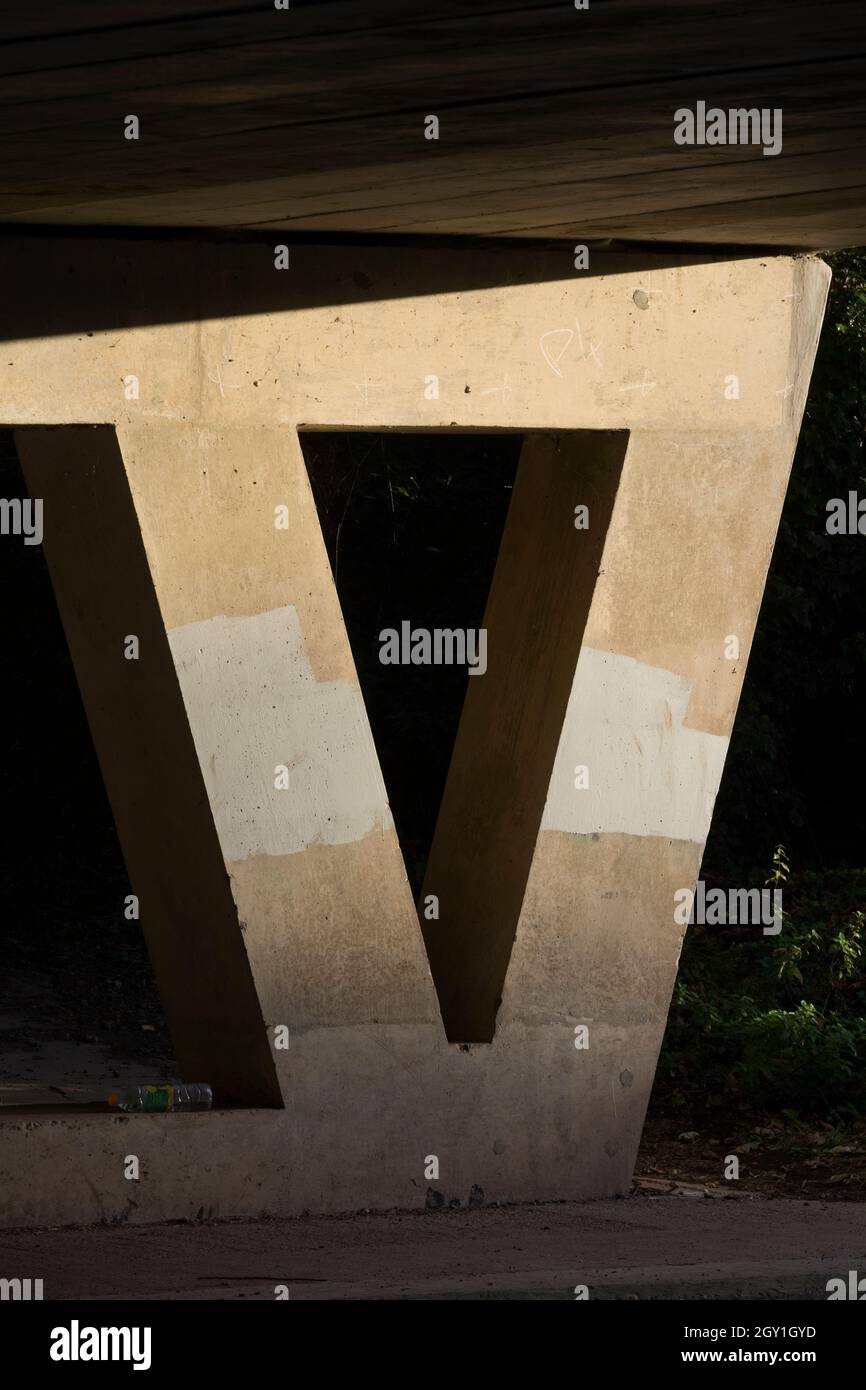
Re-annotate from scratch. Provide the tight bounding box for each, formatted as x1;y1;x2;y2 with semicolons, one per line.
668;250;866;1118
658;853;866;1115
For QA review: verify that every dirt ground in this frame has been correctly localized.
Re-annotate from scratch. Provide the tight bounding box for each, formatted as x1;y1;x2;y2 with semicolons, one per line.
636;1108;866;1202
2;1193;864;1300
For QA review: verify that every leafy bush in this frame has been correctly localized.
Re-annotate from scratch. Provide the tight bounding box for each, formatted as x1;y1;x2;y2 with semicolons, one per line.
660;250;866;1119
658;856;866;1115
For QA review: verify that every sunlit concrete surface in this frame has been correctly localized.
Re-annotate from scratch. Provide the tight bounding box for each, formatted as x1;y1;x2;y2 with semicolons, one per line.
0;236;828;1226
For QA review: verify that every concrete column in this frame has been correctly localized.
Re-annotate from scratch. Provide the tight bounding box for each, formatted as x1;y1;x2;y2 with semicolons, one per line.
15;426;282;1107
495;425;798;1171
422;430;628;1041
0;237;830;1226
17;423;442;1108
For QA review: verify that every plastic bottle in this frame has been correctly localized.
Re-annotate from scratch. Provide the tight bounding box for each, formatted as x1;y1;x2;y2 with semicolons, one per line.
108;1083;213;1112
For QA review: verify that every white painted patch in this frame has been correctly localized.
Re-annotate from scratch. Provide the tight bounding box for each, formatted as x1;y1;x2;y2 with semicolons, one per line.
168;606;392;861
541;648;728;843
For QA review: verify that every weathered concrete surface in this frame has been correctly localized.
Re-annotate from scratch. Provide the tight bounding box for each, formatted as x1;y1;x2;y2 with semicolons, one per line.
422;431;628;1040
0;237;829;1227
0;1198;863;1301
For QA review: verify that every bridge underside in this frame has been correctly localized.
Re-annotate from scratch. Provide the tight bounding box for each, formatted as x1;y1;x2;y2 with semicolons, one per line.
0;0;864;247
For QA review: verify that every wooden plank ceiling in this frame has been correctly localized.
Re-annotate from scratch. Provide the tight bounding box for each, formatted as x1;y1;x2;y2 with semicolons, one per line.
0;0;864;247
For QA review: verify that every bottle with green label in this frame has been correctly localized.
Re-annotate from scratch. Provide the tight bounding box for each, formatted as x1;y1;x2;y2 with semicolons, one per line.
108;1083;213;1112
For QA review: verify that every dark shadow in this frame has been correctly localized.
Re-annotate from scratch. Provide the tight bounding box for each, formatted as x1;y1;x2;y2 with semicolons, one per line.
0;428;175;1104
0;230;759;342
3;424;282;1108
301;430;521;895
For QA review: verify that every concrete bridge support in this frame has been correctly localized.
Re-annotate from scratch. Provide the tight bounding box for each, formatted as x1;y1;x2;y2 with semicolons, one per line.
0;237;828;1226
